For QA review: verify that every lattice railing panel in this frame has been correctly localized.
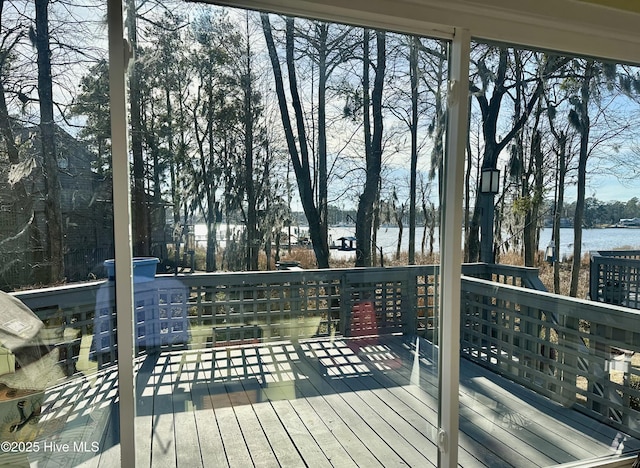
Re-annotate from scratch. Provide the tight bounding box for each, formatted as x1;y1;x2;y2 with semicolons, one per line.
462;275;640;439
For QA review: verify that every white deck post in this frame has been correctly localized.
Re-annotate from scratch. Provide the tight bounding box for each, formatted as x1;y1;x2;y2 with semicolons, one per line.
438;27;470;468
107;0;137;465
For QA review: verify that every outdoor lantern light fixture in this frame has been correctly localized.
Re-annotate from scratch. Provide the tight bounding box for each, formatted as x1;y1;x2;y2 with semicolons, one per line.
480;168;500;194
545;242;556;263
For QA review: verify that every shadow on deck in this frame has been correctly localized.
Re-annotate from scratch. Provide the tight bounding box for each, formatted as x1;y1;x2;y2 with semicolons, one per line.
4;263;640;467
9;334;638;468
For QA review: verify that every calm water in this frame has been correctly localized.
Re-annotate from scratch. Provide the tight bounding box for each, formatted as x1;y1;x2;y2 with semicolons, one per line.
330;226;640;259
538;228;640;259
197;224;640;259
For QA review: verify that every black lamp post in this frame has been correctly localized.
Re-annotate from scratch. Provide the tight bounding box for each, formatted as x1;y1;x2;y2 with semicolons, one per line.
480;168;500;264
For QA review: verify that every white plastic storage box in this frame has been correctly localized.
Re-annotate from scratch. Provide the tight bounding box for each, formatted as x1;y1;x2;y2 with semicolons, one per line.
92;276;190;363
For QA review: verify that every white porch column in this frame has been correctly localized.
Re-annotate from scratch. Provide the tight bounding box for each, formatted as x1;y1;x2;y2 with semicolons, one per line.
438;27;470;468
107;0;136;465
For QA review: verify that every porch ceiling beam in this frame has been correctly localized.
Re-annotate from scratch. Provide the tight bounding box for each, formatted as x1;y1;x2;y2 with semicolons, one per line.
209;0;640;63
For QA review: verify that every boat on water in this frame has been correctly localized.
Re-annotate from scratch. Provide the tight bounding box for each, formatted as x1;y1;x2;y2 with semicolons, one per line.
614;218;640;228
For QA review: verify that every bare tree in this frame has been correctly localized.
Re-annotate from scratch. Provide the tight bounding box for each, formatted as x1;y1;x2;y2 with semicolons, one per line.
189;10;241;272
0;0;39;285
142;11;192;264
355;29;385;267
261;13;330;268
239;12;259;270
466;46;567;263
545;96;572;293
35;0;64;282
294;22;358;261
568;60;595;296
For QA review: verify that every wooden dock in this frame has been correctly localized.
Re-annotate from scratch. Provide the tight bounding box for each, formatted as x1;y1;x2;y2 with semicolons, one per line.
7;335;640;467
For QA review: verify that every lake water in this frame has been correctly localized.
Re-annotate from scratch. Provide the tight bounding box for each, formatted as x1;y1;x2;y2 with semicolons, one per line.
197;224;640;259
329;226;640;259
538;228;640;259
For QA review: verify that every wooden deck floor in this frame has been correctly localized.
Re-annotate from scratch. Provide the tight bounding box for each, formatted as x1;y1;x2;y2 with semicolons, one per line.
7;335;640;467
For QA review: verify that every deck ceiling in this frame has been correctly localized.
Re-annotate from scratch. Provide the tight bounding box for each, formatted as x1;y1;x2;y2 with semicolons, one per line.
209;0;640;64
578;0;640;14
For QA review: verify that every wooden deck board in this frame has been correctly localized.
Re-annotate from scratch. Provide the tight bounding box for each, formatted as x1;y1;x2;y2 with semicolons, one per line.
186;355;231;468
11;334;640;468
346;351;515;467
326;373;437;465
134;354;159;467
223;351;300;467
288;342;425;466
285;368;384;467
382;339;559;466
167;355;204;468
214;389;253;466
476;367;640;452
148;354;177;468
463;373;625;459
191;406;229;468
95;415;120;468
250;401;306;467
232;403;281;467
351;339;545;467
381;336;634;466
287;397;359;468
269;399;333;468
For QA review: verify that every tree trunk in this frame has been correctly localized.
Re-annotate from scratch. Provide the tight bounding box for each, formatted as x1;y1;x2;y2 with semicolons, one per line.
408;36;419;264
165;78;181;235
206;210;217;272
545;93;569;293
144;115;166;260
261;14;330;268
553;133;567;294
35;0;64;283
317;24;330;265
206;87;218;272
0;80;31;205
523;129;544;267
464;96;473;262
0;59;36;283
244;25;258;271
466;50;566;263
126;0;150;257
429;202;436;255
359;28;372;265
429;44;447;253
421;197;427;255
356;30;385;267
395;208;404;260
570;61;594;297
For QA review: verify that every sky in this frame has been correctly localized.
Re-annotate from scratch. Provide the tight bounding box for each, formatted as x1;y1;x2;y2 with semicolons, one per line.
582;173;640;202
9;0;639;212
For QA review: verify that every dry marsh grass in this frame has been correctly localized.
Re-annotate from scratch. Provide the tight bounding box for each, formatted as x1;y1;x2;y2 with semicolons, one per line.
239;244;592;299
206;240;596;300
